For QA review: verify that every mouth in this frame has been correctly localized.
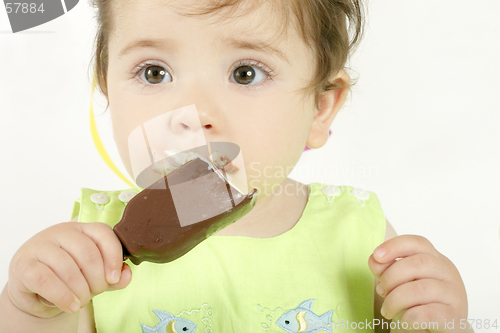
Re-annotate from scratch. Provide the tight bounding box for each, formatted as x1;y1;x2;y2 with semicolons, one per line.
209;151;239;175
151;149;239;177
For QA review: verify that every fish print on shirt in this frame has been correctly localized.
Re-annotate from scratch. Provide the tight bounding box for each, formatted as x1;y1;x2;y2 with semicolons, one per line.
140;310;197;333
276;299;334;333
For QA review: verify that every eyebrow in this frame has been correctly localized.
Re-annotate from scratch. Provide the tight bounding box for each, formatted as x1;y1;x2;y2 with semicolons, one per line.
118;37;290;64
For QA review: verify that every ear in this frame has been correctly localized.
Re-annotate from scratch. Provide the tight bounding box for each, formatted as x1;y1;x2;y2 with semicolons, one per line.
306;69;350;149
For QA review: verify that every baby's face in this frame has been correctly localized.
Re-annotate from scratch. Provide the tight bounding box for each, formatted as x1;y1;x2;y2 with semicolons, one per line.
107;0;318;197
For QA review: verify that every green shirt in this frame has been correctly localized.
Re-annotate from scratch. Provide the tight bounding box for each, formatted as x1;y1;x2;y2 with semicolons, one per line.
72;182;386;333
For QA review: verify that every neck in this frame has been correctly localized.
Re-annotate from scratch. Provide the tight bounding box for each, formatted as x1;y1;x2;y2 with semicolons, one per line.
213;178;310;238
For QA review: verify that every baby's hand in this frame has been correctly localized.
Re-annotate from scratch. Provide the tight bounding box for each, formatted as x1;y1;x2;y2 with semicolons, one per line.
368;235;471;333
7;222;131;318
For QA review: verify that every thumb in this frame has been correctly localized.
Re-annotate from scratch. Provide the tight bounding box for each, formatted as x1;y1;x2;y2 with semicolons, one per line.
107;263;132;291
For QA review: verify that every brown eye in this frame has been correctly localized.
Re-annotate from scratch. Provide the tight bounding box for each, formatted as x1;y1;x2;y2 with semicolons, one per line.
233;65;256;85
144;65;169;84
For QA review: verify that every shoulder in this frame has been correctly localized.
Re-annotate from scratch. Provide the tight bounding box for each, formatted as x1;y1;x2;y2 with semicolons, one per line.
303;182;387;244
309;182;378;199
308;183;385;215
71;186;142;225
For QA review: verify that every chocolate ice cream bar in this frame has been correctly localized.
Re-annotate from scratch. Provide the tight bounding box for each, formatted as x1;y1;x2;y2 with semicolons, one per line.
113;157;257;265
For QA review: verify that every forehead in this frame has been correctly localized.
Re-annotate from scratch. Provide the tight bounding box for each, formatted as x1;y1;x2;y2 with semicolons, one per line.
113;0;287;31
109;0;303;57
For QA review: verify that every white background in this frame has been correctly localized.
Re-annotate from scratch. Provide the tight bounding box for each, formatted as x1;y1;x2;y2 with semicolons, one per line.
1;0;499;330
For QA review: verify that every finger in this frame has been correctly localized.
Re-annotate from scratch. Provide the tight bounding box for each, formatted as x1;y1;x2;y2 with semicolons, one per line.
21;260;80;314
372;235;438;264
400;303;457;331
377;253;454;297
77;223;124;285
382;279;450;320
35;243;91;306
56;227;108;295
368;253;395;280
38;295;56;307
107;263;132;291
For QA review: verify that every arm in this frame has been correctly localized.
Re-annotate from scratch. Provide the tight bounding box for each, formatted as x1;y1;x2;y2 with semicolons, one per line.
0;284;79;332
374;218;397;333
75;216;97;333
78;301;96;333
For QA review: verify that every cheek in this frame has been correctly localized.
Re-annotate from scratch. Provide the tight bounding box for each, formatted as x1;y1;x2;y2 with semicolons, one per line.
239;93;309;132
108;95;148;178
109;103;132;151
252;99;312;151
240;112;310;182
109;108;134;176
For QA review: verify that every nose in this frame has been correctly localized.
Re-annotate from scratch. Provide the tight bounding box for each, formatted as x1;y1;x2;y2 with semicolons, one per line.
170;106;197;133
170;104;214;134
169;68;223;135
166;104;217;159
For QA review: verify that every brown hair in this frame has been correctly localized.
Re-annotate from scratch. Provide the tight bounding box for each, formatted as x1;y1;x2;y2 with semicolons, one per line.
88;0;365;109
